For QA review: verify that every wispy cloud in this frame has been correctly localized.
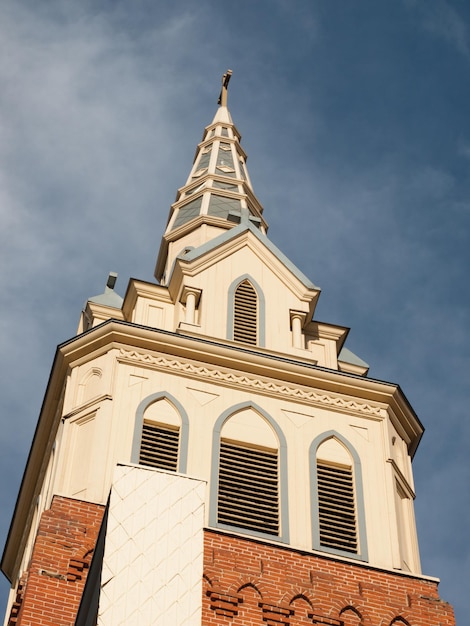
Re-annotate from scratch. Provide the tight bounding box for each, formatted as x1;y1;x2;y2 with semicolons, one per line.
405;0;470;60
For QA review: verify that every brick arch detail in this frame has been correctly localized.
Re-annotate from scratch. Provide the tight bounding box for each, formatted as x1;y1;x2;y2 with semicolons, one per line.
378;608;414;626
234;579;265;600
82;548;94;560
66;543;96;583
330;596;362;615
339;603;369;626
328;597;371;625
203;533;454;626
202;569;221;591
281;590;315;610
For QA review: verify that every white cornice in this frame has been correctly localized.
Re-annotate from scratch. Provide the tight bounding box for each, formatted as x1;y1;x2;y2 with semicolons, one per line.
305;320;349;347
86;301;124;322
122;279;173;319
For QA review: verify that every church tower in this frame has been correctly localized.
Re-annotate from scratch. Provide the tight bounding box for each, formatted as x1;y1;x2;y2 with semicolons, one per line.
2;72;455;626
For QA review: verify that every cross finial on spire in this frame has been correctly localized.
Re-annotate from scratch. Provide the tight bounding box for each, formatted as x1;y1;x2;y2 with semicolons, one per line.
218;69;233;107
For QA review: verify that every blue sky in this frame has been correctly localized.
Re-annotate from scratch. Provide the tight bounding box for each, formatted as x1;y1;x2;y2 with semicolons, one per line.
1;0;468;622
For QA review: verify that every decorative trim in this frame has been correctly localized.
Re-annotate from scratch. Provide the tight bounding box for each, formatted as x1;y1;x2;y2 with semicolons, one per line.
180;285;202;306
63;394;112;420
131;391;190;473
387;459;416;499
118;349;383;418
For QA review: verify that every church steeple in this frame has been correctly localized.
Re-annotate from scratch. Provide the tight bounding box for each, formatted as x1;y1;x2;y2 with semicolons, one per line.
1;71;456;626
155;70;267;284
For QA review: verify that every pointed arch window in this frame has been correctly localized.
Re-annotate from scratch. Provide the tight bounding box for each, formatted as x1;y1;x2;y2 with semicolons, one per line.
310;432;368;561
131;393;189;474
233;280;258;345
210;402;289;542
228;275;265;347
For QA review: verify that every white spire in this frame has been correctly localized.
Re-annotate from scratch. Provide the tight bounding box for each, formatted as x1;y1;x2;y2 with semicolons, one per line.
155;71;268;283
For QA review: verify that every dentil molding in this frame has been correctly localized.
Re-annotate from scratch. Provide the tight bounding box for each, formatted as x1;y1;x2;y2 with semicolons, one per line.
117;348;383;418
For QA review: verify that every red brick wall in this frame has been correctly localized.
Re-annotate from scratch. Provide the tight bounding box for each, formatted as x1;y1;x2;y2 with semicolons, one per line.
202;530;455;626
10;496;105;626
8;501;455;626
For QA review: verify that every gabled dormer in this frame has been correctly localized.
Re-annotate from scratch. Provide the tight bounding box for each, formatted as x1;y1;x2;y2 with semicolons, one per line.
167;219;321;356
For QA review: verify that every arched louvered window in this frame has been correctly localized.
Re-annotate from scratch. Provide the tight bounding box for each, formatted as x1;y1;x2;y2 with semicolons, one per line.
316;461;357;553
210;402;289;542
132;393;190;474
233;280;258;345
310;432;368;561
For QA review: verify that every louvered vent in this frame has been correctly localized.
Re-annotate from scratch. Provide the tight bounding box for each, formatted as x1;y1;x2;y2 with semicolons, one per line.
233;280;258;345
139;422;179;472
218;439;279;535
317;462;358;553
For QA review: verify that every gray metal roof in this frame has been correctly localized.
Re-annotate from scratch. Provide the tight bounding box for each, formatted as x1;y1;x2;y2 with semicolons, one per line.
88;273;123;308
338;346;369;368
180;220;319;291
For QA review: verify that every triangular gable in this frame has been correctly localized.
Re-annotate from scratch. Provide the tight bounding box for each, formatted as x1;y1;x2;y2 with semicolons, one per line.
175;221;319;296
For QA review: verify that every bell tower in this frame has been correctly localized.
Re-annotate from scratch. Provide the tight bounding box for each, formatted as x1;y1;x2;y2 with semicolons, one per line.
2;73;455;626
